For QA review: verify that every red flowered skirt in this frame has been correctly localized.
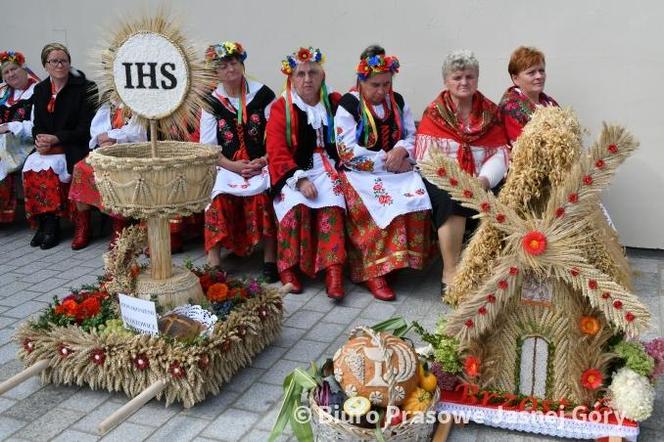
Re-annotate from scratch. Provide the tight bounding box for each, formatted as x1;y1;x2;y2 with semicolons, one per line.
340;174;434;283
0;173;18;223
23;169;71;221
204;193;276;255
68;159;103;209
277;204;345;277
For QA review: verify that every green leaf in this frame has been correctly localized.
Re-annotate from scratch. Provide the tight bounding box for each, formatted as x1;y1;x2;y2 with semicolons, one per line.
270;368;318;442
371;317;408;335
269;375;298;442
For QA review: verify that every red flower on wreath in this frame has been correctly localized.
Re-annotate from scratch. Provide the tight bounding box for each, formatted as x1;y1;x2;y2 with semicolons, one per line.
495;213;506;223
581;368;603;390
486;294;496;303
555;207;565;218
579;316;600;335
436;167;447;177
169;361;186;379
522;230;547;255
91;348;106;366
478;306;487;315
464;356;481;378
498;280;508;290
58;344;72;358
297;47;312;62
595;159;606;169
133;354;149;370
613;300;623;310
583;175;593;186
588;279;598;290
76;296;101;322
568;193;579;203
625;312;635;322
464;319;474;328
22;338;34;353
449;178;458;187
607;144;618;154
480;202;490;213
463;189;473;198
509;267;519;276
198;354;210;370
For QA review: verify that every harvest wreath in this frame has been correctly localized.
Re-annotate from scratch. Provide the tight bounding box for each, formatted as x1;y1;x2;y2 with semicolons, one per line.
13;226;284;409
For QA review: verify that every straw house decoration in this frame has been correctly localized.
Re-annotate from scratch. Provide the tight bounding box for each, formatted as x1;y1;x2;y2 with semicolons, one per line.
419;107;651;404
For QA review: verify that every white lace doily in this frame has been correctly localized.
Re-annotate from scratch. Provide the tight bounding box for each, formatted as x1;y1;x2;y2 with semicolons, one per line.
164;304;218;337
435;402;639;441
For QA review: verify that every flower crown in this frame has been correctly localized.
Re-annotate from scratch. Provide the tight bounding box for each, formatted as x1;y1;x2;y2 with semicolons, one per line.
205;41;247;64
0;50;26;67
281;47;325;75
356;54;400;81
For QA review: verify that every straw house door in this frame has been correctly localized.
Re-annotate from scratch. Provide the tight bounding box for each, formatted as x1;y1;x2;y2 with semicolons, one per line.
518;336;549;397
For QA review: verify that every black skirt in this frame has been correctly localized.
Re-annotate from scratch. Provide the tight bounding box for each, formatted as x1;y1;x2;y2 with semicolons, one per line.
424;178;503;229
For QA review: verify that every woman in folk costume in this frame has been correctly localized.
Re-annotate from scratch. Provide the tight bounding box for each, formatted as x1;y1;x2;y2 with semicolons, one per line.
498;46;558;146
266;47;346;299
23;43;98;250
414;50;509;295
67;96;146;249
334;45;433;302
201;41;278;282
0;51;40;224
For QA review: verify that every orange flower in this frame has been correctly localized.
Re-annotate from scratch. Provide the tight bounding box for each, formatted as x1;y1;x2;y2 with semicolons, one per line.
207;283;229;302
522;230;548;255
464;355;480;378
581;368;603;390
579;316;600;335
76;296;101;321
62;299;79;317
229;287;246;299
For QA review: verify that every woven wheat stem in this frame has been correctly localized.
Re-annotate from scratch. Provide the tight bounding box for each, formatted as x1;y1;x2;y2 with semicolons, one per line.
150;120;158;158
147;216;172;279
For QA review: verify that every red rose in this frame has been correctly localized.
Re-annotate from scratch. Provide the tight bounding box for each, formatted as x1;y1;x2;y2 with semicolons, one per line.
224;131;234;141
218;119;227;128
581;368;603;390
464;356;480;378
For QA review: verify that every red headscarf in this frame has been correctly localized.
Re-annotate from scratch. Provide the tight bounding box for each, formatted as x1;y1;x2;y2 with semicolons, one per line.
417;90;507;176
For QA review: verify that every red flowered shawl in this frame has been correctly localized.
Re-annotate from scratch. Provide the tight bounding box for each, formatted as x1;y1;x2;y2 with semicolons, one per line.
498;86;558;143
417;90;507;176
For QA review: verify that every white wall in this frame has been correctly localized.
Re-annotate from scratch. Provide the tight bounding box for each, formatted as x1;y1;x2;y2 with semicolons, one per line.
3;0;663;248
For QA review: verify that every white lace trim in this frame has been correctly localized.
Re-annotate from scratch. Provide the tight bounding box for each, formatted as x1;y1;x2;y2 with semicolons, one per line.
435;402;639;441
22;152;71;183
287;90;329;130
162;304;218;337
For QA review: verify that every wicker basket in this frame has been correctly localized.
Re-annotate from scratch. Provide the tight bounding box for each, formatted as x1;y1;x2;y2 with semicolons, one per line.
88;142;218;219
310;327;439;441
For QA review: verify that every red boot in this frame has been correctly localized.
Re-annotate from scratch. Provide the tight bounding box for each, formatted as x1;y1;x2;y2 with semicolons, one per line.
71;210;92;250
109;216;129;249
279;268;303;294
365;276;396;301
325;265;345;300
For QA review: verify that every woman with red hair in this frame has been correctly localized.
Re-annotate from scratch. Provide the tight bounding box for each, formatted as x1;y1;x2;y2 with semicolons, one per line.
499;46;559;146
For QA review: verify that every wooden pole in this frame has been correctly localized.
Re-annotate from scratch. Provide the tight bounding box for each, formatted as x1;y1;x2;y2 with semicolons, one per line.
0;360;49;395
150;120;158;158
432;419;453;442
98;379;168;435
147;216;172;280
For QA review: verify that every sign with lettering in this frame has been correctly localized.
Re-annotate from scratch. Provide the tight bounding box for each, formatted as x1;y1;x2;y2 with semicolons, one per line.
118;293;159;335
112;32;189;119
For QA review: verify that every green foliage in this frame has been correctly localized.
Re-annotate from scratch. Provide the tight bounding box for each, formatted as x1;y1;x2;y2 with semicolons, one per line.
412;319;461;374
613;340;655;377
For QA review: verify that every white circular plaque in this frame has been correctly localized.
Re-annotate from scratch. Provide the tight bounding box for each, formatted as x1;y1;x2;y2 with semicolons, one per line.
112;32;189;119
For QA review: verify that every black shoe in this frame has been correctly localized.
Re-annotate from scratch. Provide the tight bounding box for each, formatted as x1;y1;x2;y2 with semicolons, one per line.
262;262;279;283
40;214;61;250
30;215;45;247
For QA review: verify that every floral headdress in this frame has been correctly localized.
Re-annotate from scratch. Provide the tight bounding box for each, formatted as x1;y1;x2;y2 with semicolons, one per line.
205;41;247;65
0;50;26;67
280;46;333;147
280;47;324;75
356;54;400;81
